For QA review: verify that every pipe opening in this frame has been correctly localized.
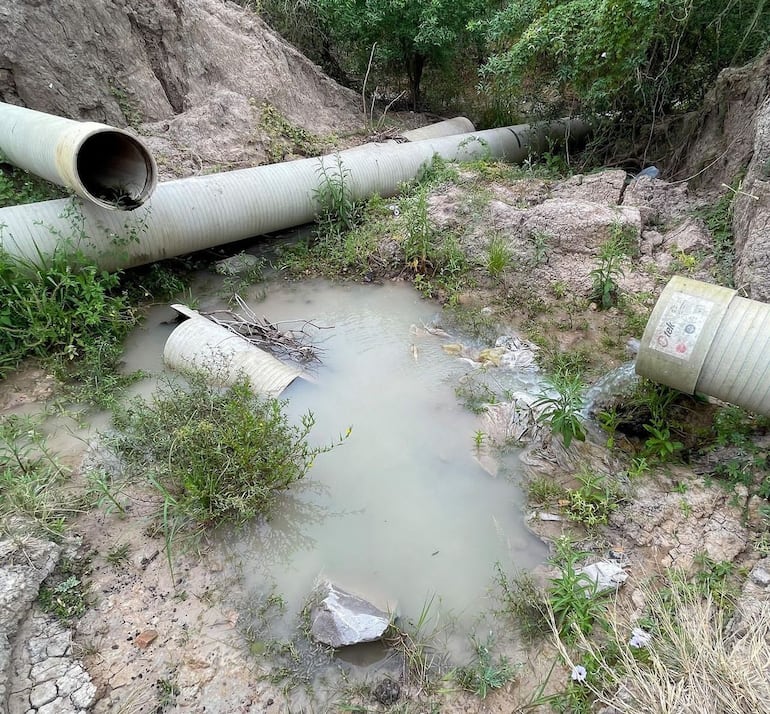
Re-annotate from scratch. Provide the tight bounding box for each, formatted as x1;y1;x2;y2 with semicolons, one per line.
76;130;157;210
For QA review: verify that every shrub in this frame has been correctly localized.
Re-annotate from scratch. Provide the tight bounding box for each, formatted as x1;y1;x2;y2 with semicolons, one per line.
106;374;348;536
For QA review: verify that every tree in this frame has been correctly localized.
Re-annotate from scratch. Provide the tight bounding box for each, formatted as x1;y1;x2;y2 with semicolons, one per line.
482;0;770;139
316;0;494;110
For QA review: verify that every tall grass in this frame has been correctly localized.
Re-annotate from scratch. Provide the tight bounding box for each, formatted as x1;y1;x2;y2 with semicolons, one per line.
551;585;770;713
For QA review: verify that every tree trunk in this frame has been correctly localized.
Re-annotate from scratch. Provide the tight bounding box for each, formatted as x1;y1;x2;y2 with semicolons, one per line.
408;52;426;111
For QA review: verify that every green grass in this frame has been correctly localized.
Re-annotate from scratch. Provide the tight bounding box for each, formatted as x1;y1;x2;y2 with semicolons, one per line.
0;164;66;207
105;374;349;553
0;414;78;538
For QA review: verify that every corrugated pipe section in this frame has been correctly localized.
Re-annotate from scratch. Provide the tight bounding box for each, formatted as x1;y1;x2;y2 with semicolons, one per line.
635;276;770;416
0;102;157;210
0;118;588;272
164;305;302;397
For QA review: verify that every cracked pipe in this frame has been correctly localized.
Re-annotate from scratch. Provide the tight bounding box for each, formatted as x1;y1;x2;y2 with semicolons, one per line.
635;275;770;416
0;119;588;271
0;102;157;210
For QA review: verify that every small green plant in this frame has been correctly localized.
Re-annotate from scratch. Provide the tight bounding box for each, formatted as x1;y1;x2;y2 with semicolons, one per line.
529;230;550;266
259;101;324;162
106;543;131;566
473;430;485;448
0;244;138;395
494;564;550;641
547;537;607;640
696;179;740;286
39;559;91;621
589;241;625;310
642;421;683;461
108;79;143;131
486;235;511;278
566;468;621;528
0;165;66;207
455;637;517;698
527;476;567;506
313;155;359;238
0;415;76;537
106;374;350;558
534;369;586;448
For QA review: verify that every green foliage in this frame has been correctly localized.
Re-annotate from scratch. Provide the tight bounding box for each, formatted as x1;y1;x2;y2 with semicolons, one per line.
259;101;325;162
486;235;511;278
534;369;586;448
313;155;360;238
106;374;349;538
0;164;66;207
695;180;740;286
39;559;90;621
0;415;76;537
589;236;626;310
494;564;550;641
548;537;607;641
483;0;770;138
566;468;622;528
0;246;137;387
108;79;143;130
455;637;517;698
316;0;493;109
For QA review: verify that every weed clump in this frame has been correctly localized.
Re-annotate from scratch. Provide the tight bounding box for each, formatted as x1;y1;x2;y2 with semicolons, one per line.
106;374;347;536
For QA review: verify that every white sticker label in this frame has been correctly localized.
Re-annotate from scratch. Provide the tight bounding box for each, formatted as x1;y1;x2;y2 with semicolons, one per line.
649;291;713;360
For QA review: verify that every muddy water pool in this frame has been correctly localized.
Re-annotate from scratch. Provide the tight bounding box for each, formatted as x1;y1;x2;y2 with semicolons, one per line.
172;278;550;642
22;273;547;667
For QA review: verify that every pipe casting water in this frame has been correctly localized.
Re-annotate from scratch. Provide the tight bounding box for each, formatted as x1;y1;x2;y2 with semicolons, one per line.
636;275;770;416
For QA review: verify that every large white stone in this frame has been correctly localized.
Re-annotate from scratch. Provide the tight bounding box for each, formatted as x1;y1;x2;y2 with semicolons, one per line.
309;583;392;648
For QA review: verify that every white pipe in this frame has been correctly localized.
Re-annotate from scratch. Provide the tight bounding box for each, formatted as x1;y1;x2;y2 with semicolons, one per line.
0;102;157;210
0;119;588;271
636;276;770;416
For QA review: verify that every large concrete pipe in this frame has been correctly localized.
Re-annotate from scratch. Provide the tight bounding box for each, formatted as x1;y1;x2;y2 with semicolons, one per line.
400;117;475;141
0;102;157;211
636;276;770;416
0;119;588;272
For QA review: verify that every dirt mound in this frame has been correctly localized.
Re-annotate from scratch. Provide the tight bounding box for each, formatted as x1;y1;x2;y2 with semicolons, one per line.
0;0;361;173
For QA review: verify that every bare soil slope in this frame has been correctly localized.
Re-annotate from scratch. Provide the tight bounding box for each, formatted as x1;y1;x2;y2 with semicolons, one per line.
0;0;361;174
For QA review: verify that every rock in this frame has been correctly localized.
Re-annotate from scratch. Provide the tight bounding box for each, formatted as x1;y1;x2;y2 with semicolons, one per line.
309;583;392;648
0;537;61;706
622;176;690;227
214;252;262;277
662;217;713;254
30;680;58;708
481;393;546;446
576;561;628;596
640;229;665;256
537;513;563;522
1;0;359;176
372;678;401;705
734;97;770;299
750;566;770;587
521;200;642;255
134;629;159;649
550;169;627;205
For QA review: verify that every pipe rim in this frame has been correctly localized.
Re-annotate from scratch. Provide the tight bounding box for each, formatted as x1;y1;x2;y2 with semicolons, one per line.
73;127;158;211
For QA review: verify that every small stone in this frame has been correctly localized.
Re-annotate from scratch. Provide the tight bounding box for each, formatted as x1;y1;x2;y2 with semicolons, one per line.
538;512;563;522
134;630;159;649
373;678;400;705
750;566;770;587
30;681;58;708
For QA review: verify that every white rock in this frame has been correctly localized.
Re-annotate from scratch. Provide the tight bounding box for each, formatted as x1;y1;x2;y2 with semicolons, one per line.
576;561;628;596
310;582;392;648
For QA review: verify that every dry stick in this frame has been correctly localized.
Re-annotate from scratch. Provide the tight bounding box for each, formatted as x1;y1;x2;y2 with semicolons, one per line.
202;295;331;364
362;42;378;127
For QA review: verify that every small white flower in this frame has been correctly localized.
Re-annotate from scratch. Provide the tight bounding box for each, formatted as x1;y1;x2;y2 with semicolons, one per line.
629;627;652;648
600;52;608;59
388;204;400;217
571;664;587;683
